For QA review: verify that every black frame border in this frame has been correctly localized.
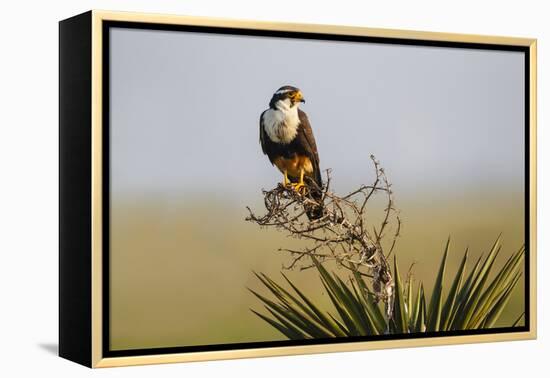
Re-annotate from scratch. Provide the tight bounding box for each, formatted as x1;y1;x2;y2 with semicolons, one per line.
101;20;531;358
59;11;94;367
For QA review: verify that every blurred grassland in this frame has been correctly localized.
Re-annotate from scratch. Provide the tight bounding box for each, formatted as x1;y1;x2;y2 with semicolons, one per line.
109;190;525;351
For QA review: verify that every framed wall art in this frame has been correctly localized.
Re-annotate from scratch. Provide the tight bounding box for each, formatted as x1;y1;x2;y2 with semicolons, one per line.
59;10;537;368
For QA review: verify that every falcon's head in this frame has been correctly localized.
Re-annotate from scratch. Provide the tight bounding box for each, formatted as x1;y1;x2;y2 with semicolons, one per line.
269;85;305;109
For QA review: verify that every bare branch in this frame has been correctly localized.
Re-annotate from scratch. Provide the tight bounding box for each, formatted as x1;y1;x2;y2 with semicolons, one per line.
246;155;401;322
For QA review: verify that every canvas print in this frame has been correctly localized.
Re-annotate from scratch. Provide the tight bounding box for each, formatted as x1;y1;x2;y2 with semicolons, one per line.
107;26;527;352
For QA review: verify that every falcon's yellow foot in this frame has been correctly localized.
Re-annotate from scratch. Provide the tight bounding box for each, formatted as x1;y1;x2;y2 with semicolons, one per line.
290;170;307;194
283;172;291;188
282;171;293;188
291;182;307;194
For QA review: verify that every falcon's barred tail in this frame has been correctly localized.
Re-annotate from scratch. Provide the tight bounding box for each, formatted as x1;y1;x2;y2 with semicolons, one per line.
305;166;324;221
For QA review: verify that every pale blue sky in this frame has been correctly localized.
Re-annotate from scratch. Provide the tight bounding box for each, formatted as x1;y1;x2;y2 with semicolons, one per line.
109;27;525;202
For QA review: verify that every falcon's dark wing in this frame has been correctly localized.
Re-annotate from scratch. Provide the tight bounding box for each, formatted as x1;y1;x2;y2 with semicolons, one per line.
259;110;271;154
259;110;276;165
297;109;322;187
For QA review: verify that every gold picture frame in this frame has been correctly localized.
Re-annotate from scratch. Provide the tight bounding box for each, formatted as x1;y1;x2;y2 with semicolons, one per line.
59;10;537;368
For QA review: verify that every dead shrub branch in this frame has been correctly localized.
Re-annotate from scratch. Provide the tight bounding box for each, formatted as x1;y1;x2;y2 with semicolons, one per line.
246;155;401;320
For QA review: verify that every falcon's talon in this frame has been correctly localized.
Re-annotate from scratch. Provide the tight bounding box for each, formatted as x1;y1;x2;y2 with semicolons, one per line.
291;182;307;194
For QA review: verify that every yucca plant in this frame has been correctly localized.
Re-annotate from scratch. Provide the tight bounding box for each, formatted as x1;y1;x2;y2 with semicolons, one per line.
250;237;524;338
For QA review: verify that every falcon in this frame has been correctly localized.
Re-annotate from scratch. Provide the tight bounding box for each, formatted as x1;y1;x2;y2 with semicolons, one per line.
259;85;323;219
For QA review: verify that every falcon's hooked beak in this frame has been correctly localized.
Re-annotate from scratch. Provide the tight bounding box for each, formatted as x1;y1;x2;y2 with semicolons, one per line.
291;91;305;104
